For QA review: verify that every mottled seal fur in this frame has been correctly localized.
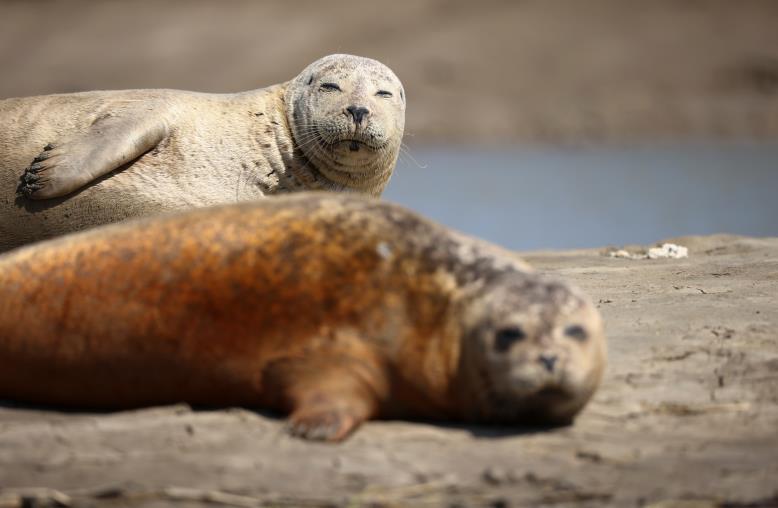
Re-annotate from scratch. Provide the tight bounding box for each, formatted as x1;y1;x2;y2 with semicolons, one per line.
0;193;605;441
0;54;405;252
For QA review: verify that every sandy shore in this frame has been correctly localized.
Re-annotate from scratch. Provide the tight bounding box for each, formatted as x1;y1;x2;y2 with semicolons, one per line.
1;0;777;145
1;234;776;507
1;2;776;504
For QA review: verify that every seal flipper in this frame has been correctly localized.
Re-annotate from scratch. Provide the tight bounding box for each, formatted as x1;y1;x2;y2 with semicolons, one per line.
17;105;170;200
286;396;367;442
263;346;390;442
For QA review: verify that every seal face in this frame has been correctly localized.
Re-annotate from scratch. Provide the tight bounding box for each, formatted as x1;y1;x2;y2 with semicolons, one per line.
0;54;405;252
0;193;605;442
285;54;405;190
458;275;606;425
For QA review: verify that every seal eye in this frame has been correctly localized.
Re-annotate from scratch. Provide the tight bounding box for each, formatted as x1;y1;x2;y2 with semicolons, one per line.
494;326;526;353
320;83;341;92
376;90;393;98
564;325;588;342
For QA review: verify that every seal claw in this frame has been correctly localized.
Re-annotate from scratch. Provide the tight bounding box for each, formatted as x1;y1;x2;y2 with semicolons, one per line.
16;181;42;197
33;152;51;163
21;171;39;183
286;409;358;442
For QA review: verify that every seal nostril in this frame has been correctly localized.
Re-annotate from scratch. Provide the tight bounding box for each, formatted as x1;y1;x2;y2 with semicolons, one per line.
346;105;370;124
539;354;558;373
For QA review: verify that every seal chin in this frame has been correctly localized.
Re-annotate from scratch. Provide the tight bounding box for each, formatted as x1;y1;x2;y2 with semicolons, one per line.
309;131;392;176
305;125;383;162
334;139;391;163
527;386;576;406
508;388;581;426
477;368;585;425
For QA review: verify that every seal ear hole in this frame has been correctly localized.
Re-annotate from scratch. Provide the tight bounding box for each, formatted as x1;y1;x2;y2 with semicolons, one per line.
307;76;314;85
564;325;588;342
320;82;342;92
494;326;526;353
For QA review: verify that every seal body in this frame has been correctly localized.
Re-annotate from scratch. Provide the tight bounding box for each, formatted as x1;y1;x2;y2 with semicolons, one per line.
0;54;405;252
0;194;605;441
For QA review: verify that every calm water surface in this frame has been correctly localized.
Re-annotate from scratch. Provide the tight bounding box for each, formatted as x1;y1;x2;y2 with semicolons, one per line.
383;144;778;250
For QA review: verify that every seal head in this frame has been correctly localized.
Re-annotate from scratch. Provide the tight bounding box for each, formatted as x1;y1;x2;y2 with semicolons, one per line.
458;273;606;426
285;54;405;195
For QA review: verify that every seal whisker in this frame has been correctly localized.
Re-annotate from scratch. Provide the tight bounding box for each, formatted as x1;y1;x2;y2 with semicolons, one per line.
399;143;428;169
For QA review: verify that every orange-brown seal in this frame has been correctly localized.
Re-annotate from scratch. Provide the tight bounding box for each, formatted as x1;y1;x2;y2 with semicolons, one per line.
0;193;606;441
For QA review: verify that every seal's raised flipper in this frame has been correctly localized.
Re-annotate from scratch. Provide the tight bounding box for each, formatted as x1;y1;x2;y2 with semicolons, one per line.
17;108;169;199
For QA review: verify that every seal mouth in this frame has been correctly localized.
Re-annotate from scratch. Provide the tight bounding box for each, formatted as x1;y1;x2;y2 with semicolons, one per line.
531;386;570;402
340;139;375;152
309;126;383;153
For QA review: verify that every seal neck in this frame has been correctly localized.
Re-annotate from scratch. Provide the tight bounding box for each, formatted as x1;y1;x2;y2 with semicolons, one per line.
238;85;332;195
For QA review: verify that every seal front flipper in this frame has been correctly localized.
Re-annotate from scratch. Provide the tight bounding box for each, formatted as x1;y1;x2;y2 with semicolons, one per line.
263;347;390;442
17;105;170;199
286;397;366;442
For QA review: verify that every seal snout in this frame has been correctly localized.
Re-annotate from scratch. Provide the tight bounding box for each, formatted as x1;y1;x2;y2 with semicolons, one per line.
346;105;370;125
538;353;558;373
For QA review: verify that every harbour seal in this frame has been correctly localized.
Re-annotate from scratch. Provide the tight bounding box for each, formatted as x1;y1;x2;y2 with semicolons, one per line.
0;193;606;441
0;54;405;252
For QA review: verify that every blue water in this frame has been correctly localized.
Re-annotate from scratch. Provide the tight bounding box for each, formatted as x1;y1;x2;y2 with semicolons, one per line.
383;144;778;250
